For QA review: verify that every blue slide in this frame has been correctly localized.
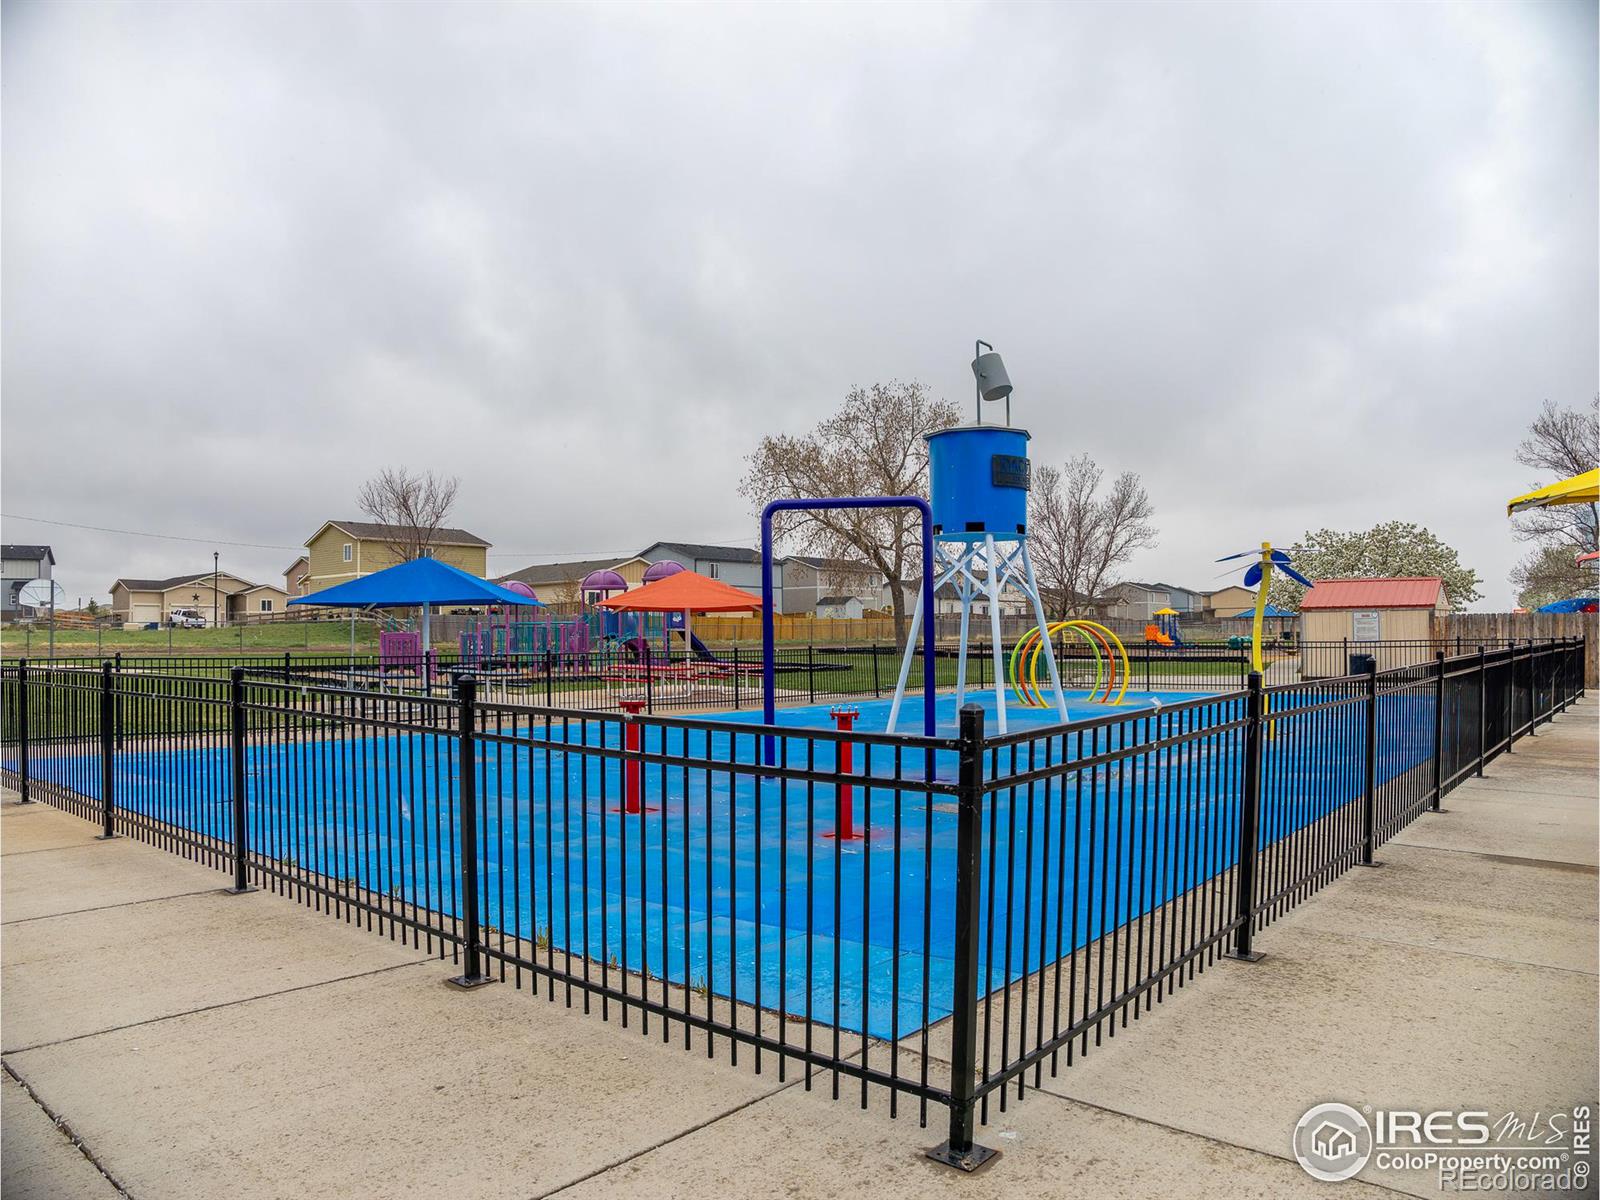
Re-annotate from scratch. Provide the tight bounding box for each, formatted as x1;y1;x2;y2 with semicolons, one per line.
688;633;722;662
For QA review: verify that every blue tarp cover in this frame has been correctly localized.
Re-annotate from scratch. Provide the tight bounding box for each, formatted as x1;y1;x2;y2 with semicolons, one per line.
1228;604;1296;618
1535;597;1598;614
286;556;544;609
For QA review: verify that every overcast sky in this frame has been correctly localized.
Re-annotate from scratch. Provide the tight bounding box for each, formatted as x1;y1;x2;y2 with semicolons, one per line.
3;0;1595;611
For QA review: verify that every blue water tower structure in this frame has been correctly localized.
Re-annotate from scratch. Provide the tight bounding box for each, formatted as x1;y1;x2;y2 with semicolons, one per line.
886;342;1068;734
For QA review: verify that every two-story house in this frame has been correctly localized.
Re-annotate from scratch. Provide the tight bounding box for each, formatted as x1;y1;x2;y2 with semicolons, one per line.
301;521;491;596
2;545;55;618
1101;581;1203;622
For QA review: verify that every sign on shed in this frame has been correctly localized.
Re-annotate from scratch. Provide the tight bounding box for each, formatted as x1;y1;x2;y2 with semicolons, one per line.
1351;610;1381;640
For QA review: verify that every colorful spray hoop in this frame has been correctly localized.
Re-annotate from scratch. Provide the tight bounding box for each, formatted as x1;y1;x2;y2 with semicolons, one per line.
1008;620;1131;708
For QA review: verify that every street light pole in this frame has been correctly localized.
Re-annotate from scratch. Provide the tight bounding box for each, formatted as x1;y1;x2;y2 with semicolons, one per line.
213;551;220;629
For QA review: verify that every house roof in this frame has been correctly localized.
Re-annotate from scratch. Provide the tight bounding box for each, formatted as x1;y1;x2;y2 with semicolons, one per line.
1300;577;1445;610
816;595;861;607
497;558;630;587
638;541;761;565
113;571;256;592
284;555;308;573
1116;581;1200;597
2;544;55;564
314;520;491;548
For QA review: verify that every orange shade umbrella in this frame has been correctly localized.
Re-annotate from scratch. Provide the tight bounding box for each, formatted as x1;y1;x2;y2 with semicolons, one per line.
597;570;762;613
597;570;760;665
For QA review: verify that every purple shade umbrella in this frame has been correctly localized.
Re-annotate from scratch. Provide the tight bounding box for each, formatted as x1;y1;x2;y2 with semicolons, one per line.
580;569;628;594
642;560;686;583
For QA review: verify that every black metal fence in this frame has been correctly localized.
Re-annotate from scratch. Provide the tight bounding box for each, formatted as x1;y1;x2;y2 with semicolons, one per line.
0;636;1585;1168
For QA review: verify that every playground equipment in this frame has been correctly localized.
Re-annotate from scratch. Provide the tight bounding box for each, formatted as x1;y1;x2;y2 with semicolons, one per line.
883;341;1066;735
1214;542;1313;678
1008;620;1130;708
1144;607;1183;648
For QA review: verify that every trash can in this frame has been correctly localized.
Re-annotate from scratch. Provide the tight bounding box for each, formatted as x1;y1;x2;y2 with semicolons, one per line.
1349;652;1376;676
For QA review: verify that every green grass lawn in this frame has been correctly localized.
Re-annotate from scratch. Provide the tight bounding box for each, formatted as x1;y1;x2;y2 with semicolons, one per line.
2;621;381;656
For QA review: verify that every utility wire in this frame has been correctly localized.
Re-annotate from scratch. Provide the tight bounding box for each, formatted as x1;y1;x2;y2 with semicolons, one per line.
1;513;300;550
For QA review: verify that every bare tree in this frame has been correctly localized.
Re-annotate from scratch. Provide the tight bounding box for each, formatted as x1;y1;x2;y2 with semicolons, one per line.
740;381;959;644
1028;456;1157;621
356;467;461;562
1511;543;1594;610
1511;396;1598;555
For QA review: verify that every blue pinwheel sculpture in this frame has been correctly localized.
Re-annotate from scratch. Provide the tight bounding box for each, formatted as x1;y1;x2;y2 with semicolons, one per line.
1215;542;1313;677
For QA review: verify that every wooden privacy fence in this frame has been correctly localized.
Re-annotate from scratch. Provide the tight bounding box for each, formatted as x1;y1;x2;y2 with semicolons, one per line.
1434;612;1597;687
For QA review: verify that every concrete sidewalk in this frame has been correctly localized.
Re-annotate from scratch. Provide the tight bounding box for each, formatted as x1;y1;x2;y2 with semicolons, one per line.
3;700;1594;1199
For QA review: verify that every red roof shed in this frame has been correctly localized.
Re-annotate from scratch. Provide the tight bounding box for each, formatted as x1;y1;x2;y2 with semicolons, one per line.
1300;577;1446;610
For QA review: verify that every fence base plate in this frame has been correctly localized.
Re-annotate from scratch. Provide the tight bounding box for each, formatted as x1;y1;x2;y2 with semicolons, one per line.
447;974;495;990
224;885;258;895
926;1142;999;1172
1358;861;1385;869
1225;949;1265;963
95;833;116;841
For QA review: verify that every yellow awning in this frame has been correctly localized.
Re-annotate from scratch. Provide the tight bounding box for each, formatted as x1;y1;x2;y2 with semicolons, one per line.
1152;607;1180;616
1506;469;1599;515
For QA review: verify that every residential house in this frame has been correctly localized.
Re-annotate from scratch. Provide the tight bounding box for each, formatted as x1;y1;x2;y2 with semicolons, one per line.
2;545;55;617
301;521;491;596
776;556;887;615
1201;584;1259;620
496;557;653;606
284;556;311;598
498;542;889;615
1101;581;1203;622
110;571;290;628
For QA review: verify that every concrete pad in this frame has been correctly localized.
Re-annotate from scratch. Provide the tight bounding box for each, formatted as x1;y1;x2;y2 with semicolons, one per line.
1282;842;1599;974
3;888;431;1051
1;839;226;924
1;803;107;857
553;1055;1395;1200
1038;923;1597;1198
1394;791;1598;866
0;1076;123;1200
8;965;787;1200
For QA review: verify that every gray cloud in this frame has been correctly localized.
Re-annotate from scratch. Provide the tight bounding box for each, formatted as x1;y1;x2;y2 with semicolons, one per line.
4;0;1594;608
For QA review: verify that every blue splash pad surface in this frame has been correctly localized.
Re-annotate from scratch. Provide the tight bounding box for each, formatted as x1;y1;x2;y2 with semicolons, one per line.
16;689;1433;1039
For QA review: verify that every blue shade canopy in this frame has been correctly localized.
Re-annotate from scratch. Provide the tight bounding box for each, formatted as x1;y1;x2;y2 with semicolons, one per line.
287;557;545;609
1230;604;1296;618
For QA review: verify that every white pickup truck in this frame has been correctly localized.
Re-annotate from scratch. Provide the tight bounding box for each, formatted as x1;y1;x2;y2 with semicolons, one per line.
168;607;207;629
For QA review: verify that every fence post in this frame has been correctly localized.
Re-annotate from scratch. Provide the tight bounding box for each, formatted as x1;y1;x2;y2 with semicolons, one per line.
97;660;116;839
283;651;292;683
807;643;816;703
15;660;30;804
1430;651;1445;812
544;652;554;707
226;667;256;894
1505;642;1516;752
1360;660;1380;867
645;655;654;714
1475;646;1487;776
871;641;881;697
1228;672;1266;962
449;675;491;988
732;645;742;708
928;703;996;1172
1524;638;1537;736
113;652;125;749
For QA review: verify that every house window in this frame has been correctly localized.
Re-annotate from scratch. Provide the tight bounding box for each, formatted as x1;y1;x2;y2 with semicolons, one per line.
342;543;353;563
259;599;274;613
706;562;719;579
421;547;435;558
